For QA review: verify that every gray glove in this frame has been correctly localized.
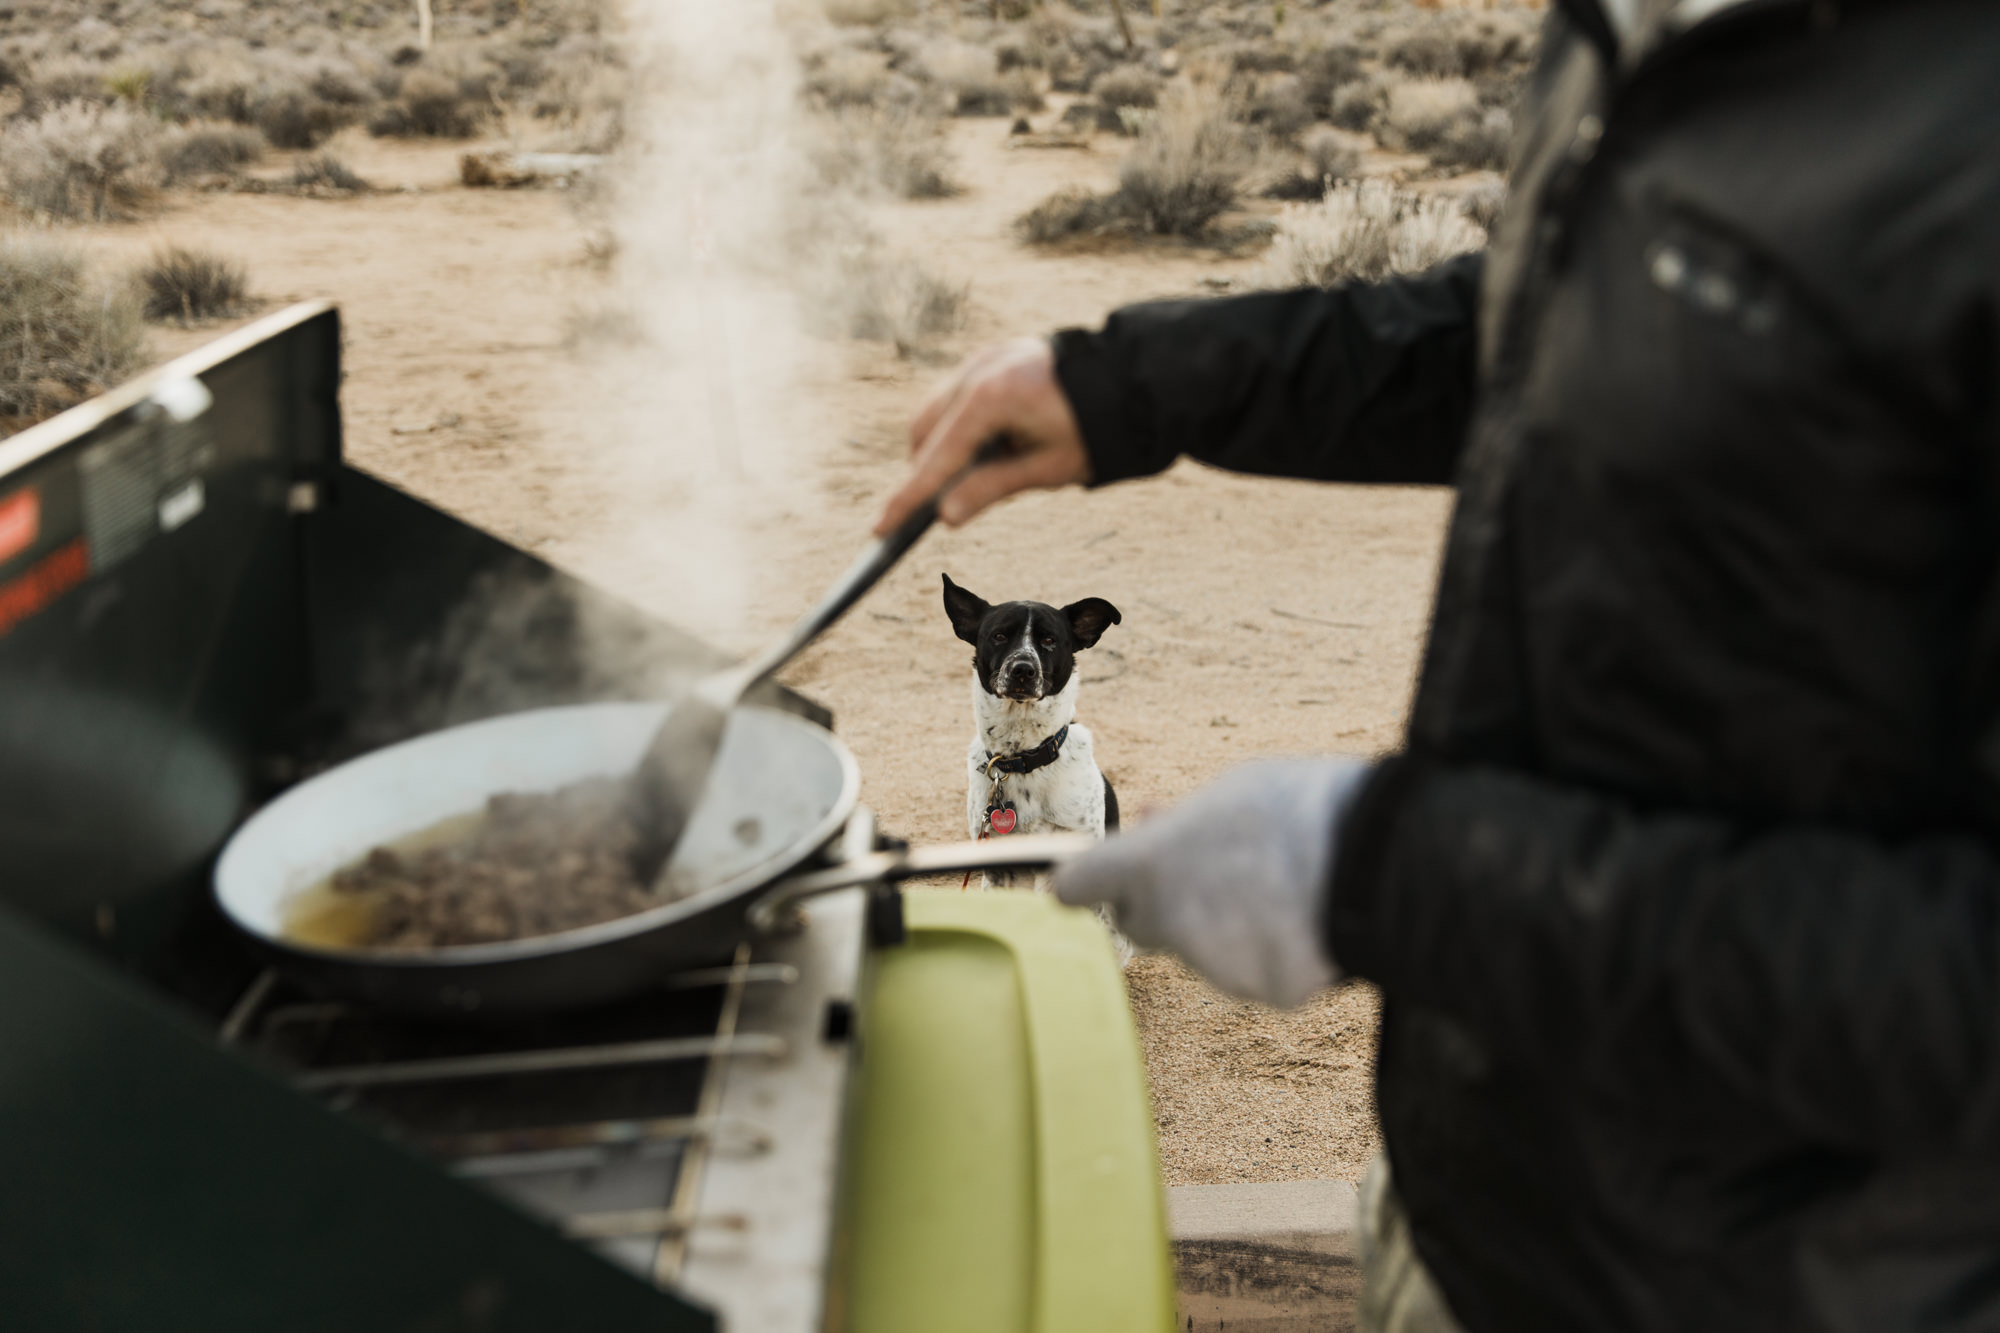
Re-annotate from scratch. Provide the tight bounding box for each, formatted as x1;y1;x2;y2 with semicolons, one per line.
1053;758;1371;1007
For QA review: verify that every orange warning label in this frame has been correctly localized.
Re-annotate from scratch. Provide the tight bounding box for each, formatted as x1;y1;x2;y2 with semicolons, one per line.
0;486;39;565
0;537;89;639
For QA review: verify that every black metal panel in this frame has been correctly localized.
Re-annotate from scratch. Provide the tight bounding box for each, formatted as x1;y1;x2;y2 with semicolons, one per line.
0;308;337;982
0;904;714;1332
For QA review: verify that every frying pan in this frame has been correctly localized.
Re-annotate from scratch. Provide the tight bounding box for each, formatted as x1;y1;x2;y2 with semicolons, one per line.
214;701;1086;1019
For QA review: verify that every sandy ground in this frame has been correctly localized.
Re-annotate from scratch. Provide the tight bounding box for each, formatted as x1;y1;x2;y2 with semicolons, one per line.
75;118;1453;1185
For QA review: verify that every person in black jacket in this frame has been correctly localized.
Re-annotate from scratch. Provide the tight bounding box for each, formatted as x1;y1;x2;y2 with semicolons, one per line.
876;1;2000;1329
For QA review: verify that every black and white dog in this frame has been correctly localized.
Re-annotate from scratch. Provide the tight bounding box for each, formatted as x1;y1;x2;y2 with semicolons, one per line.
942;573;1122;897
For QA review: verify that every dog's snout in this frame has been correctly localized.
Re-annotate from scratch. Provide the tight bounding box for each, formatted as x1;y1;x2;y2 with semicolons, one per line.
995;650;1043;698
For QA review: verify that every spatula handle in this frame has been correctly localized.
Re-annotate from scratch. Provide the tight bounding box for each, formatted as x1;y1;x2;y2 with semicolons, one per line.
740;435;1013;687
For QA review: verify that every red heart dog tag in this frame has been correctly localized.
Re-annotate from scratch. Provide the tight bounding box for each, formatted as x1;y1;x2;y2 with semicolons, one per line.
988;807;1017;836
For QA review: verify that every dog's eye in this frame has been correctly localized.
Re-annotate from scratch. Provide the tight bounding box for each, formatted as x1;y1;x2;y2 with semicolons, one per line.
1038;635;1055;648
991;632;1007;645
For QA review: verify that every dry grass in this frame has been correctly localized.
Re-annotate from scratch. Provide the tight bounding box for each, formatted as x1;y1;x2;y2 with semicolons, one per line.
0;235;145;431
1259;179;1486;289
0;99;160;220
137;245;251;323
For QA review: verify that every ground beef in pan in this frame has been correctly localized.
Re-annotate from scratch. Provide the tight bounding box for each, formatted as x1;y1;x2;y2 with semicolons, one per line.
332;778;660;948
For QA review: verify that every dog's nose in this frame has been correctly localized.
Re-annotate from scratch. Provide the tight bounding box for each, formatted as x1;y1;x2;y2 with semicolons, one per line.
1007;661;1037;688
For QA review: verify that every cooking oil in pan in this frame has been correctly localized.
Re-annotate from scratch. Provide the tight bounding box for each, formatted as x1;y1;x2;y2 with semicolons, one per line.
282;810;487;949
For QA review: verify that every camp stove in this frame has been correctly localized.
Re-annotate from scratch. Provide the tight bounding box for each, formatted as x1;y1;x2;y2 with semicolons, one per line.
0;305;1173;1332
219;809;890;1329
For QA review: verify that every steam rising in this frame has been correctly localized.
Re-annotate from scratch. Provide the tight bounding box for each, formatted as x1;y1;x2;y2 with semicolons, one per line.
549;0;832;653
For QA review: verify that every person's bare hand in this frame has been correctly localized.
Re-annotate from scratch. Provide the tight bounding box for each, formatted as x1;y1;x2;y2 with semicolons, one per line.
873;337;1092;535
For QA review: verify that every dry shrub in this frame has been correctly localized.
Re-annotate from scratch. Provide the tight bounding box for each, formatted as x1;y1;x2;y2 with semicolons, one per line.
525;36;628;153
138;245;250;323
1461;180;1507;232
1299;43;1365;114
921;40;1039;117
0;236;146;430
994;34;1041;73
1112;82;1248;236
823;0;915;24
1452;14;1535;76
18;57;112;112
1018;84;1248;243
157;46;357;148
1305;127;1363;182
1225;41;1296;74
370;68;485;138
170;50;266;122
1429;106;1513;171
158;122;265;184
842;252;968;358
0;99;161;220
1016;187;1121;243
805;47;894;108
1090;65;1159;110
292;152;368;194
253;88;347;149
1381;76;1478;152
1387;30;1463;78
1260;179;1485;289
1265;126;1361;200
818;103;957;199
1248;73;1312;141
1328;79;1381;133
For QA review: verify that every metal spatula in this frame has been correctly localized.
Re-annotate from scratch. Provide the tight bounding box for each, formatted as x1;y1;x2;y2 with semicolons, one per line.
632;437;1009;888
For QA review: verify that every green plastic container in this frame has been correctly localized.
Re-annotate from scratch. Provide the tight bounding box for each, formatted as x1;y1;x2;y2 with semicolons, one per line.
828;888;1175;1332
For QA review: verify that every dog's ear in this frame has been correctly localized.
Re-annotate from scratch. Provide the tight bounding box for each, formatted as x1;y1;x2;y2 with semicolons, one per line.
1062;597;1121;649
941;573;991;646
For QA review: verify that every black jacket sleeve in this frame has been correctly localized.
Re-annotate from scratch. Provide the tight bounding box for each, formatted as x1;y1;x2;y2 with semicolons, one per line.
1328;756;2000;1152
1050;252;1484;489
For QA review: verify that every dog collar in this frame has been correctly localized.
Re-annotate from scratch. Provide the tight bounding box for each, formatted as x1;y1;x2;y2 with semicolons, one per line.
984;725;1069;778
